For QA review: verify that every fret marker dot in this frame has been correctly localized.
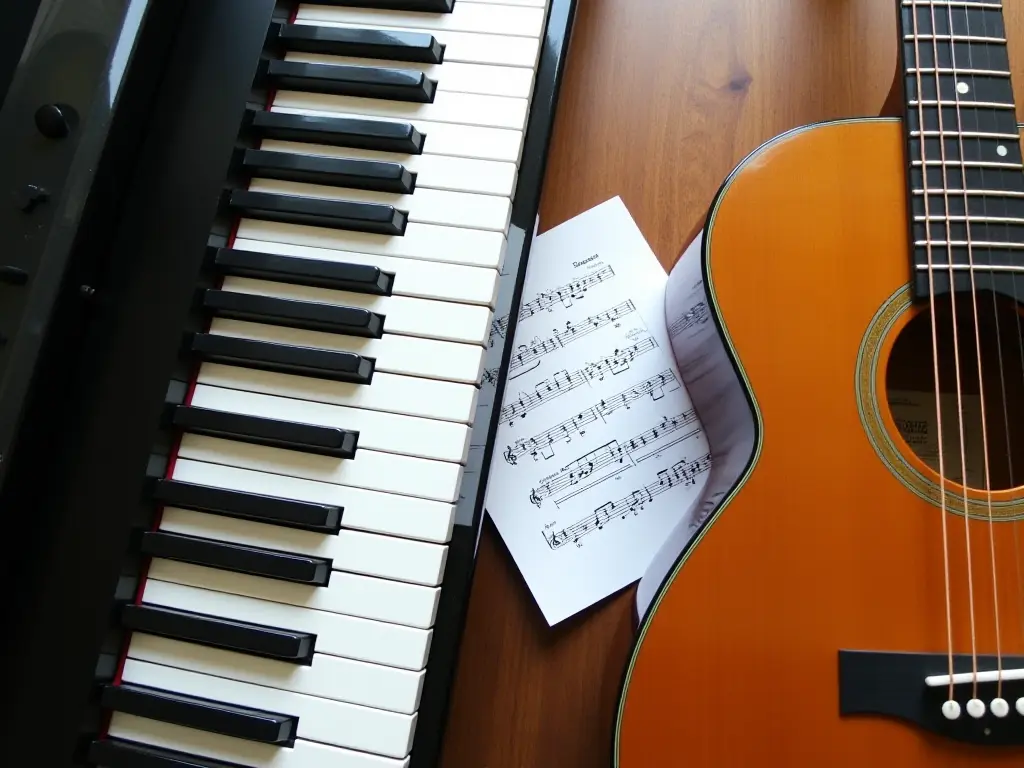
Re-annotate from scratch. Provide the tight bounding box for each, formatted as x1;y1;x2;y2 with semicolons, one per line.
998;145;1009;157
957;81;970;94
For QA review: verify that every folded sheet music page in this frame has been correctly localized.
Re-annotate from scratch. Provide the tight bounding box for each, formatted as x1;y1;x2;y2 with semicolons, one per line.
635;230;757;621
483;197;711;626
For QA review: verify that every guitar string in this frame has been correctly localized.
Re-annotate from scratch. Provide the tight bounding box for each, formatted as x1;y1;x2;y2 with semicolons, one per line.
911;0;957;704
975;5;1024;658
947;0;1003;701
926;0;981;702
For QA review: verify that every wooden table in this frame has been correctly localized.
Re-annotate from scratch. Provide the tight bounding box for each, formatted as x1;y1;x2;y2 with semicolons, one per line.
440;2;1024;765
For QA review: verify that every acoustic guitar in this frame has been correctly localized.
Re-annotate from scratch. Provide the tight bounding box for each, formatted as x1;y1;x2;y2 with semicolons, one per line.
614;1;1024;764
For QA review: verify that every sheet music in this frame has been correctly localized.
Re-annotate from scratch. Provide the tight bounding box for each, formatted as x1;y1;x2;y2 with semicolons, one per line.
636;230;757;620
483;197;711;626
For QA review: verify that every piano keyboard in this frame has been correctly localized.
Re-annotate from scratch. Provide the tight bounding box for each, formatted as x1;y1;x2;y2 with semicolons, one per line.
82;1;576;767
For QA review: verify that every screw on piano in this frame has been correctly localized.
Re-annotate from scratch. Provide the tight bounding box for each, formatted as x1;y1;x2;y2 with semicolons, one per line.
15;184;48;213
33;103;76;139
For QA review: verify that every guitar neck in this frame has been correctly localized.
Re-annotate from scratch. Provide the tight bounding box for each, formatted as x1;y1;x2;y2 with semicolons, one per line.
897;0;1024;298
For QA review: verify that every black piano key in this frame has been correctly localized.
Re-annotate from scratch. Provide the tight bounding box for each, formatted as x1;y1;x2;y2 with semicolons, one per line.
259;59;436;103
152;478;343;533
226;188;407;237
190;332;375;384
274;22;444;64
237;148;416;194
141;531;332;586
243;109;424;154
121;603;316;663
169;405;359;459
89;738;250;768
210;246;394;296
203;288;385;338
101;684;297;746
312;0;455;11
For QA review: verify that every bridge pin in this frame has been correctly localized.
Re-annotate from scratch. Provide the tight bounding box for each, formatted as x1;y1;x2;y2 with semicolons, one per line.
991;698;1010;718
941;700;961;720
966;698;986;719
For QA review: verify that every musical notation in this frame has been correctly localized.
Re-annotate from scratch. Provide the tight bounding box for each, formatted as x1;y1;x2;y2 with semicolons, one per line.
489;265;616;346
667;300;708;338
498;337;659;425
503;370;680;464
508;300;636;373
528;411;700;507
542;452;712;549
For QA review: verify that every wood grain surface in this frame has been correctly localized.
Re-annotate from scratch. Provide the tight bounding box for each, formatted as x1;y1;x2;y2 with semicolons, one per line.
439;2;1024;766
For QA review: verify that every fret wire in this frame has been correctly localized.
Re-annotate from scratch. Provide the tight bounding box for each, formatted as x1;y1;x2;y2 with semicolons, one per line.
902;1;1002;7
916;215;1024;223
914;189;1024;197
906;68;1010;75
909;100;1016;108
916;265;1024;273
911;130;1020;138
904;35;1007;43
912;160;1024;168
916;241;1024;248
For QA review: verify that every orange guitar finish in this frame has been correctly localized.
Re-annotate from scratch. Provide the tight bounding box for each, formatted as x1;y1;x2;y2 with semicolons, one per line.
614;118;1024;766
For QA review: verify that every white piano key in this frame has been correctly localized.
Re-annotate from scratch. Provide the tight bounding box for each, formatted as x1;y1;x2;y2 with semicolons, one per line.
260;138;517;196
128;633;424;714
178;433;462;504
149;558;440;629
459;0;546;6
272;105;523;163
109;713;410;768
248;177;511;233
209;317;485;384
196;363;478;424
189;383;472;464
121;659;415;759
220;275;492;345
160;507;449;586
172;459;456;544
298;2;546;38
231;235;499;306
273;87;527;131
237;216;505;270
284;51;534;100
293;20;540;68
142;579;432;670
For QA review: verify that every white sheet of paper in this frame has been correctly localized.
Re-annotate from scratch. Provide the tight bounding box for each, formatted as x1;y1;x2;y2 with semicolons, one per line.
483;197;711;625
637;230;757;621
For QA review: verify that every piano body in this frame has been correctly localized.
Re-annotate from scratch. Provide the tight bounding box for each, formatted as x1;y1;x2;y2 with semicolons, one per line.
0;1;576;766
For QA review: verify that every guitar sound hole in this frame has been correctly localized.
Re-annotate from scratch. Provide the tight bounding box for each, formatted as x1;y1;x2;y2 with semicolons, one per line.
885;290;1024;492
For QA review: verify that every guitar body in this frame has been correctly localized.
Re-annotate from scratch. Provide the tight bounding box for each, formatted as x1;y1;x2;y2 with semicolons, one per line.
614;118;1024;766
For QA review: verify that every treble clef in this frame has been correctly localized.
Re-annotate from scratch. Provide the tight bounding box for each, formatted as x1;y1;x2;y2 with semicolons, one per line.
529;488;543;508
503;445;517;466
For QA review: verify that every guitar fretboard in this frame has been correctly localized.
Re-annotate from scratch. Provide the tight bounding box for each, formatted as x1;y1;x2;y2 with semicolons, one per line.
899;0;1024;291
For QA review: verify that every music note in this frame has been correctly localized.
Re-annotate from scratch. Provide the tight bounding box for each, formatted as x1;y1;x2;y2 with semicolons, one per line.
507;301;637;373
667;300;710;338
498;339;660;426
544;452;712;549
490;266;617;348
527;410;700;508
